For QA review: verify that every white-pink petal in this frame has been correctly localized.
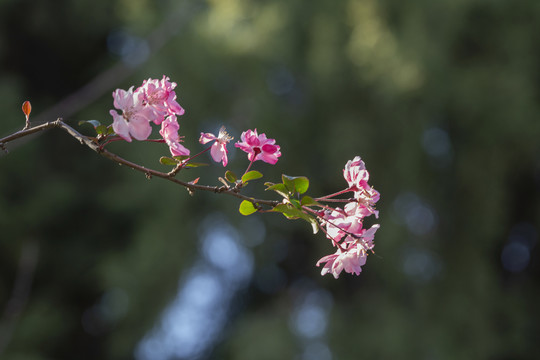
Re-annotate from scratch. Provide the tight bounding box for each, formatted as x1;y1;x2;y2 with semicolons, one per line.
199;132;217;144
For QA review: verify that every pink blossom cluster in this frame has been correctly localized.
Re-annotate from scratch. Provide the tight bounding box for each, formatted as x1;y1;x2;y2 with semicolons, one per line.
109;77;281;166
199;128;281;167
107;76;381;280
317;156;380;279
109;76;189;156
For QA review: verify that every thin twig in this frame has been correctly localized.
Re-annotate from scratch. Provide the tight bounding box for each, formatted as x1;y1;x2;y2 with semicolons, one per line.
0;121;62;152
0;119;280;208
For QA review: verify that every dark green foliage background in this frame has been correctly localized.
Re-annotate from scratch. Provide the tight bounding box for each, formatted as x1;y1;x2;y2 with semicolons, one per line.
1;0;539;359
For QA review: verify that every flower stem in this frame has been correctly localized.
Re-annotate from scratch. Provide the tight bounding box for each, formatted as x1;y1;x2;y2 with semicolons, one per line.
100;136;124;146
316;197;356;203
243;156;256;176
314;188;354;201
182;144;212;164
167;145;213;177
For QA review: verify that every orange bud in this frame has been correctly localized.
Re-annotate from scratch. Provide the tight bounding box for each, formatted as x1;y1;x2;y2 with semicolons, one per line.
22;101;32;120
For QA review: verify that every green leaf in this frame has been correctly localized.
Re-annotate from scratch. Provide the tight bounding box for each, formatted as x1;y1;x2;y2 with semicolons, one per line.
78;120;101;129
281;175;310;194
293;176;309;194
289;198;302;209
272;204;299;219
183;162;208;168
242;170;263;183
159;156;178;166
173;155;190;162
272;204;319;233
282;174;295;193
272;203;307;219
95;124;108;135
225;170;238;183
301;196;320;207
265;182;289;199
239;200;258;216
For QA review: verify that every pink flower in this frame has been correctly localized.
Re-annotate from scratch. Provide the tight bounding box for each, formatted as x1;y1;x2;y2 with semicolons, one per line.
317;222;379;279
343;156;369;191
356;224;380;250
316;243;368;279
199;127;233;166
323;202;367;243
140;76;185;125
159;115;190;157
110;87;154;142
235;129;281;165
318;157;381;279
355;187;380;218
343;156;380;217
323;207;354;243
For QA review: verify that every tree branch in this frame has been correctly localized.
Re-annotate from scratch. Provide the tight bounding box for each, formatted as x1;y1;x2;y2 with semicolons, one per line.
0;120;280;208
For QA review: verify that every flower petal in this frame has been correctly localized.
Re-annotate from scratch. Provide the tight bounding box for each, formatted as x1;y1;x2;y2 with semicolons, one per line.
199;132;217;144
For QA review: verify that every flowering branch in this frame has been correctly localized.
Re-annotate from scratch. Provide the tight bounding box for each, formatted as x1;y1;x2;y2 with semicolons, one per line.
1;75;381;279
1;119;279;209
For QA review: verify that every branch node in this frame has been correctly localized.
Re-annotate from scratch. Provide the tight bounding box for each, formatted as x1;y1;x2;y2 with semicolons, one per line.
232;181;243;192
167;163;183;177
215;185;228;193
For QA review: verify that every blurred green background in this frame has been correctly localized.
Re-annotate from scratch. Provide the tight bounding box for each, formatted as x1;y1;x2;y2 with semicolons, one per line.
1;0;539;359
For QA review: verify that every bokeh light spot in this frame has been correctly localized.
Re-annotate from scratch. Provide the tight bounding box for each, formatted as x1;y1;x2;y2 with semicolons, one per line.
402;247;443;283
501;242;530;273
393;192;438;235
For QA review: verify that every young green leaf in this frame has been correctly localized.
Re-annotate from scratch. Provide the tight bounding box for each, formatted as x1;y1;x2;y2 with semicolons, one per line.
225;170;238;183
242;170;263;183
272;204;302;219
265;182;289;199
289;198;302;209
272;204;309;219
173;155;190;162
183;162;208;168
239;200;258;215
293;176;309;194
272;204;318;231
95;125;108;136
281;175;309;194
300;196;320;207
282;174;295;193
159;156;178;166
